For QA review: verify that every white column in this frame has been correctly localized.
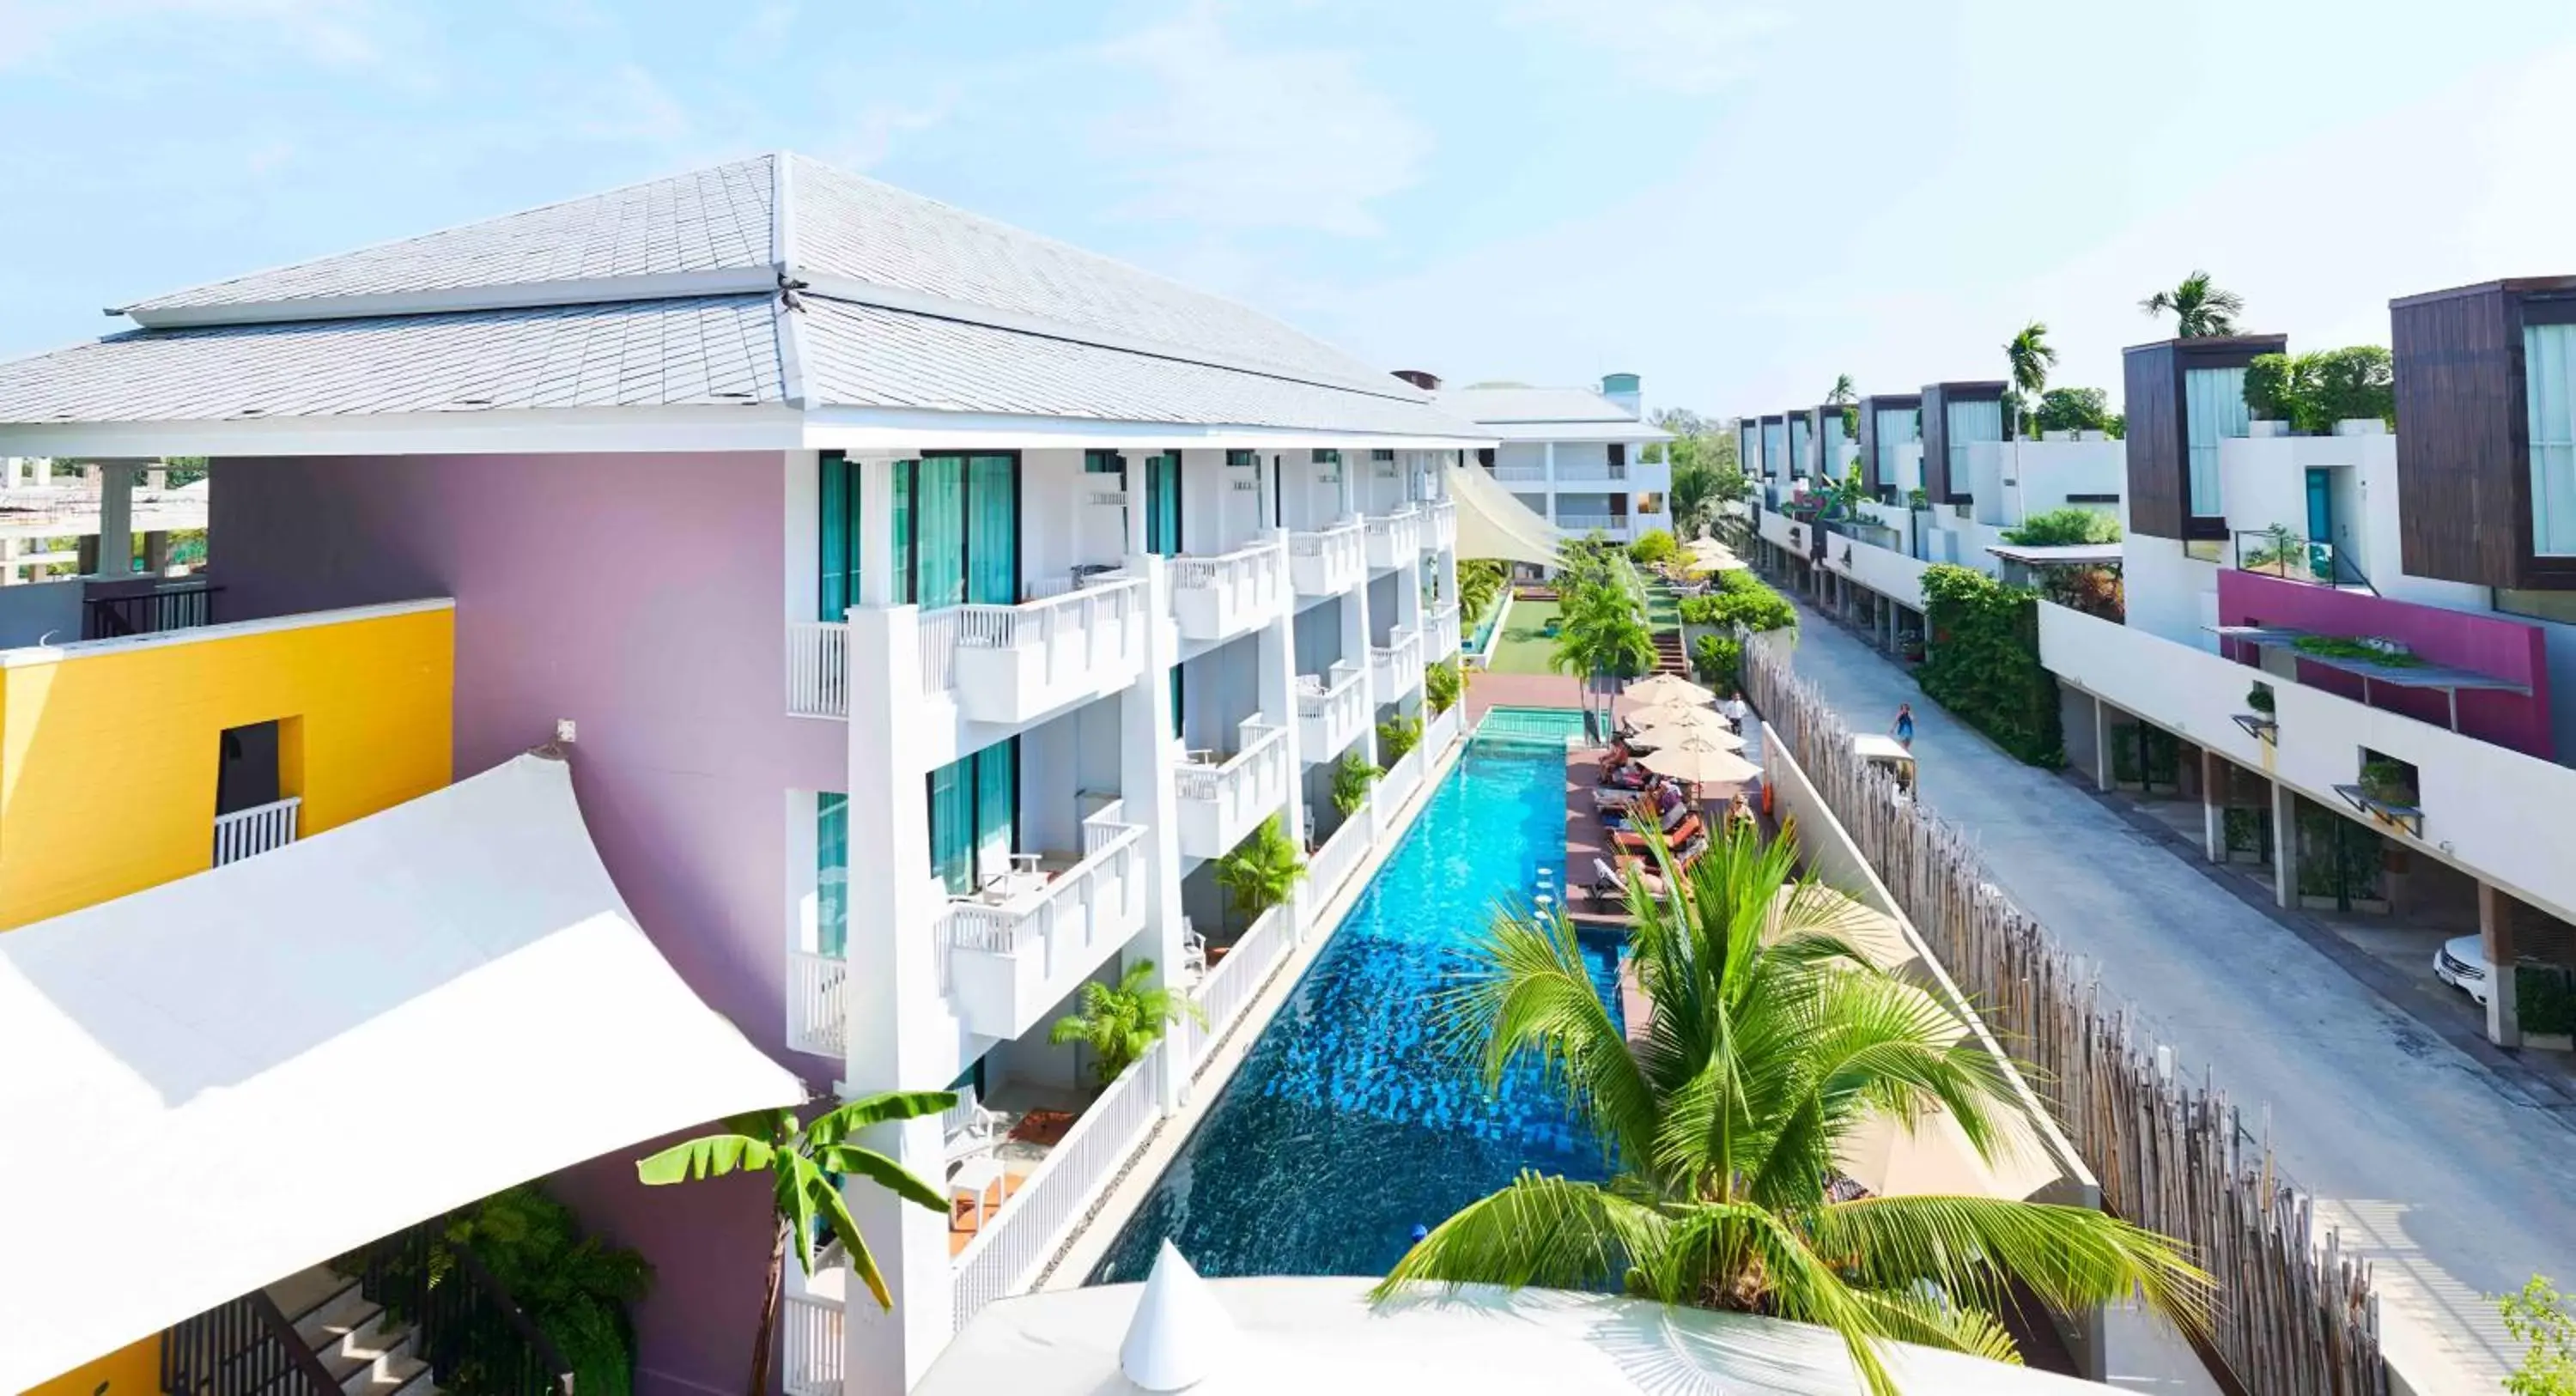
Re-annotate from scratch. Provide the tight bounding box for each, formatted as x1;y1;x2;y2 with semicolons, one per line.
2269;780;2300;911
855;454;902;609
841;603;955;1394
2092;696;2114;793
1335;449;1356;522
94;460;136;576
1346;567;1377;766
1127;451;1153;555
1259;604;1307;874
2201;751;2226;864
1118;552;1191;1109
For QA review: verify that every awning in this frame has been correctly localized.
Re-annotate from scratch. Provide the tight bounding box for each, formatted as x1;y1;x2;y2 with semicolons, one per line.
1447;458;1562;567
0;754;805;1391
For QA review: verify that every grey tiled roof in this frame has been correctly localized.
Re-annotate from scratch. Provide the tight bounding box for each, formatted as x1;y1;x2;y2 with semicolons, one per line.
1439;385;1644;424
122;159;775;313
801;299;1468;435
0;296;782;421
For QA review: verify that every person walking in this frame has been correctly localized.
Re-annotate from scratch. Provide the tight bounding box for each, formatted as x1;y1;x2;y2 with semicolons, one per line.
1891;702;1916;749
1722;691;1749;735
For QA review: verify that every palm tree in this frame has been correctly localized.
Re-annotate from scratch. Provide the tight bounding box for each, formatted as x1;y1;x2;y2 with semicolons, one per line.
2004;321;2056;435
1549;581;1657;727
1669;462;1719;541
1379;827;2212;1393
2140;270;2245;338
1826;373;1856;406
1214;813;1307;925
638;1091;954;1396
1049;959;1206;1084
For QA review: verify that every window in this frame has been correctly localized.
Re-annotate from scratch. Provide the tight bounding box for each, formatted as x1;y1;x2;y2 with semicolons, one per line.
2184;366;2249;519
817;793;848;956
1141;452;1182;556
899;452;1019;609
817;452;861;620
2524;322;2576;555
215;719;283;816
1226;449;1260;468
1084;449;1126;476
1873;407;1917;486
1476;448;1496;469
1370;448;1395;462
2496;586;2576;624
1946;398;2003;500
1788;416;1812;480
1608;442;1627;467
1311;449;1341;464
926;741;1019;895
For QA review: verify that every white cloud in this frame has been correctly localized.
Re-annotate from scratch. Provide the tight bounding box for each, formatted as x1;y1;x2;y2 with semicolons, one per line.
1504;0;1787;95
1088;4;1429;236
0;0;403;71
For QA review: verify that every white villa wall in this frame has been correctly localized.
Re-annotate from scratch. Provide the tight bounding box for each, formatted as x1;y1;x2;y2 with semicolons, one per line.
1893;441;1925;498
1833;536;1929;610
2122;535;2220;649
1550;440;1613;478
1962;440;2123;530
2042;602;2576;926
1855;499;1914;558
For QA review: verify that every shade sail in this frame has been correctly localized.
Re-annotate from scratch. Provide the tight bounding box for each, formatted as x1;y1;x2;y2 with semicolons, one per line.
1447;458;1562;567
0;754;805;1392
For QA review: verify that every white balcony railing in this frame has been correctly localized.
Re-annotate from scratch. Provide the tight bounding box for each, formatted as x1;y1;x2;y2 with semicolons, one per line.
1303;798;1374;926
212;796;301;866
945;817;1148;1041
1170;537;1290;642
1174;720;1291;861
1287;520;1365;597
786;950;849;1059
916;576;1147;725
1554;513;1629;536
1491;464;1548;483
1176;904;1291;1076
1422;499;1457;552
1425;601;1461;661
953;1039;1169;1330
1296;661;1369;764
1364;507;1422;570
782;1290;843;1396
1370;627;1423;703
1425;701;1462;762
1379;744;1425;813
786;620;849;719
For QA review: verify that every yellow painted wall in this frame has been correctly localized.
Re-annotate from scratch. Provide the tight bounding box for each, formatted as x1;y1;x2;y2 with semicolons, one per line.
27;1333;159;1396
0;603;453;930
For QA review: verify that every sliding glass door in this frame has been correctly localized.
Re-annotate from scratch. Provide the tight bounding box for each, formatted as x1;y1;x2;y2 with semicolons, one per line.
926;740;1020;896
1143;452;1182;556
817;792;849;956
835;452;1019;612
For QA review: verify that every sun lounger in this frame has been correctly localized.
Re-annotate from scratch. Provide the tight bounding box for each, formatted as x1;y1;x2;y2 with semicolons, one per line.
1613;813;1701;855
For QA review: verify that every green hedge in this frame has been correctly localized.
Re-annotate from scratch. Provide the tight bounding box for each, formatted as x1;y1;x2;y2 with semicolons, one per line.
1679;576;1796;634
1918;563;2063;767
2521;964;2576;1037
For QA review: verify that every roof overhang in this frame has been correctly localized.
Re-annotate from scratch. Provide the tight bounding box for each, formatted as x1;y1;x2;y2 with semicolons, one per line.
1479;420;1673;444
0;754;805;1392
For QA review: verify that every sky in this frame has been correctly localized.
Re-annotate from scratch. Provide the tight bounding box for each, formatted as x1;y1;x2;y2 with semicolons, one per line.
7;0;2576;422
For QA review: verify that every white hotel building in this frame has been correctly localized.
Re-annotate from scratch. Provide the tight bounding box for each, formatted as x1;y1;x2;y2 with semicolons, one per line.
1428;375;1672;543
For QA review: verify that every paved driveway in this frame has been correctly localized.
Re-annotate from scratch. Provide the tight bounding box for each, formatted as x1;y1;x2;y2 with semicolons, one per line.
1773;595;2575;1396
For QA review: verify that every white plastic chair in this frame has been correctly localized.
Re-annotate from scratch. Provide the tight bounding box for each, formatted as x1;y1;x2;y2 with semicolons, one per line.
1181;921;1210;980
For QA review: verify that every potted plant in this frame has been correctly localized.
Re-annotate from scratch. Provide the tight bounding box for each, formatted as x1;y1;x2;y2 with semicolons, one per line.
1329;750;1380;818
1048;961;1206;1086
1377;713;1423;763
2360;756;2417;809
1214;815;1308;928
2245;682;2275;714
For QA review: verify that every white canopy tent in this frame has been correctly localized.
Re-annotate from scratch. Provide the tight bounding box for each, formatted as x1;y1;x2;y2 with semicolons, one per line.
1446;457;1562;568
0;754;805;1392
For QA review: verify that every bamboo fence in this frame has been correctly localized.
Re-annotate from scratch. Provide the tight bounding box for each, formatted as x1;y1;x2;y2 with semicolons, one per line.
1745;639;2385;1396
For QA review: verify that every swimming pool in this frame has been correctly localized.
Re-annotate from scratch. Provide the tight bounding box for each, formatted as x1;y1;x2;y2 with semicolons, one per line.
1088;730;1619;1283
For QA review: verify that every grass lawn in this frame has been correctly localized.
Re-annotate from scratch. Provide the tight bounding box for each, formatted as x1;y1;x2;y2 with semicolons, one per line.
1487;598;1564;674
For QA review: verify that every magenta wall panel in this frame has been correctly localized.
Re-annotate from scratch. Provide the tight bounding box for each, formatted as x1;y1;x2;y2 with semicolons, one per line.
2217;568;2554;759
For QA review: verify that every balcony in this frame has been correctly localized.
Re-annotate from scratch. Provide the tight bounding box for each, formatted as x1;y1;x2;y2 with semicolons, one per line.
1287;520;1365;598
1422;499;1457;553
918;576;1148;726
1364;507;1421;570
1170;537;1290;643
1371;626;1424;703
1297;661;1368;762
211;796;301;866
1553;464;1630;483
1556;513;1631;538
1173;720;1291;860
1425;602;1462;661
1490;464;1548;483
786;620;849;718
945;809;1149;1041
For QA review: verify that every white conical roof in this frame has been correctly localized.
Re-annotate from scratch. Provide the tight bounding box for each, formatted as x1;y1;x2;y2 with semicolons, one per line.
1118;1241;1237;1392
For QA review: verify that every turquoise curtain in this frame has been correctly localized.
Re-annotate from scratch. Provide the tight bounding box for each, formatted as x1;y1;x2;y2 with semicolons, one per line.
974;741;1017;877
927;758;975;894
890;460;916;604
966;453;1018;604
816;793;848;956
2184;367;2248;519
818;452;855;621
1145;452;1181;556
1170;667;1185;740
913;456;967;610
2527;324;2576;555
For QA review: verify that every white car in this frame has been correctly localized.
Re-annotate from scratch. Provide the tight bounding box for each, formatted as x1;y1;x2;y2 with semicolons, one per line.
2433;934;2543;1005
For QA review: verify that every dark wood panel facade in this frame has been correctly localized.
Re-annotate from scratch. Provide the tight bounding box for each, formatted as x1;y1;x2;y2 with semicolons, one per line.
2391;276;2576;590
1917;380;2005;505
2120;334;2285;542
1855;393;1921;497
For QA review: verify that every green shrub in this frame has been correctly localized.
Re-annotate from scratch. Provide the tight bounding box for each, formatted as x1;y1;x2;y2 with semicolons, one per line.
1378;713;1422;762
2000;507;2121;546
1458;559;1508;621
1628;528;1679;566
1918;564;2063;767
1329;750;1380;816
1906;487;1929;509
444;1185;653;1396
1423;659;1462;714
1691;634;1741;690
2242;346;2397;433
2245;682;2275;714
2033;386;2113;434
2498;1273;2575;1396
2294;634;2424;667
1679;579;1796;634
2245;353;2300;422
2522;967;2576;1037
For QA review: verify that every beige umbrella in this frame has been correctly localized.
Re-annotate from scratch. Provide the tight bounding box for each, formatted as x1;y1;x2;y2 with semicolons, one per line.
1620;673;1715;707
1638;734;1762;786
1627;708;1746;750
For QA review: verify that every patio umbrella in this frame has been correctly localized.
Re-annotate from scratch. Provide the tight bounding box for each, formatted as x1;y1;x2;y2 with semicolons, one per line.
1626;708;1746;750
1638;734;1762;786
1620;673;1715;707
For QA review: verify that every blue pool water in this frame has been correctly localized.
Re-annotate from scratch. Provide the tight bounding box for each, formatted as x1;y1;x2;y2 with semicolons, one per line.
1088;730;1621;1282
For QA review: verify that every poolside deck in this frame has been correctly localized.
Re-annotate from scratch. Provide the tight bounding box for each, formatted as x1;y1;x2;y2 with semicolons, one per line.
1558;730;1767;927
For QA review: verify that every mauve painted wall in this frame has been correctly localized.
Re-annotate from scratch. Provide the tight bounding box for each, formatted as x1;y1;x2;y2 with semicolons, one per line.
2217;568;2555;759
212;451;846;1396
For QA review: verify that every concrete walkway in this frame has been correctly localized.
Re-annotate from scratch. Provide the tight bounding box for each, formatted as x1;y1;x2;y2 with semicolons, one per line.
1771;592;2574;1396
